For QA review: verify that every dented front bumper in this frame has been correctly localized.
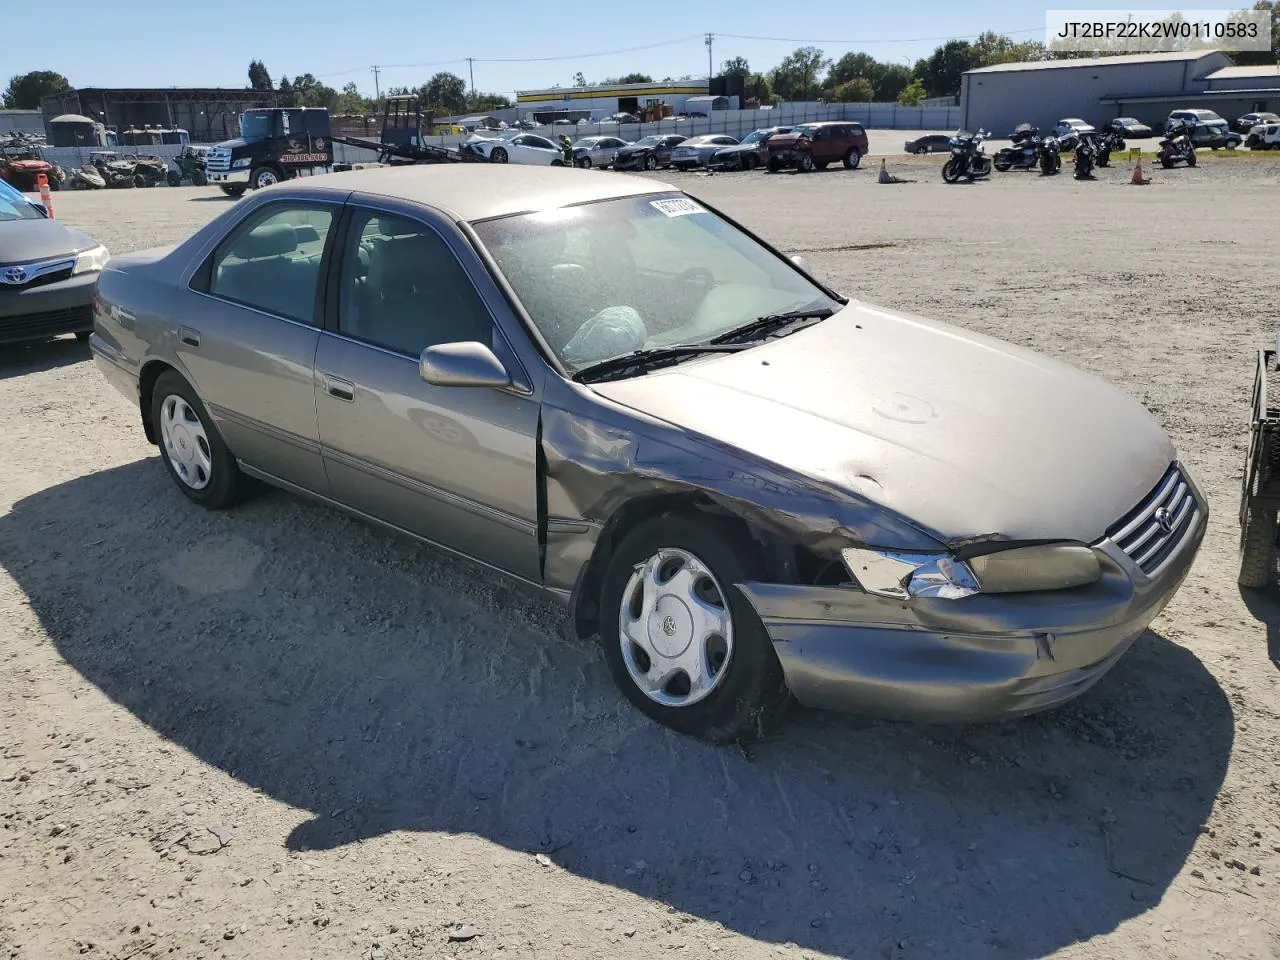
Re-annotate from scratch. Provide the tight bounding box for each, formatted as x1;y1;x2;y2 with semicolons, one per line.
734;508;1206;721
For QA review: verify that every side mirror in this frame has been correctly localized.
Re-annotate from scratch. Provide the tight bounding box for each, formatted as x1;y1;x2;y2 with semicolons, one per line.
790;254;813;277
420;341;512;389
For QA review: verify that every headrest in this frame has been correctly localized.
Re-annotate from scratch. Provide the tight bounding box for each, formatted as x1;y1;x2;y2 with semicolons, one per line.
293;223;320;245
231;223;297;259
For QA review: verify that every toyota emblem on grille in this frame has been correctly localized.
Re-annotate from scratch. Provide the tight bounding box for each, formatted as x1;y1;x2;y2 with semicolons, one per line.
1154;506;1175;534
1;266;30;285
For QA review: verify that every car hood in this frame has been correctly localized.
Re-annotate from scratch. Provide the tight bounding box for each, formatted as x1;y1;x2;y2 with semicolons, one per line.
0;219;98;264
213;138;249;151
767;134;808;148
714;142;756;153
590;301;1174;546
616;144;657;155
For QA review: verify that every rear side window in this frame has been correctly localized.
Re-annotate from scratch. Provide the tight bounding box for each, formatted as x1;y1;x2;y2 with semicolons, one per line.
205;202;334;324
337;210;493;357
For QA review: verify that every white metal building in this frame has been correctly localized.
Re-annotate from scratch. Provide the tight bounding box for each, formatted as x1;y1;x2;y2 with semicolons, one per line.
957;50;1274;134
513;79;736;122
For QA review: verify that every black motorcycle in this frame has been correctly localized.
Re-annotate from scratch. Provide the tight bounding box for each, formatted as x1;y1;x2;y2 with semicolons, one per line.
1038;135;1063;175
994;122;1041;172
1157;120;1197;168
1094;130;1125;168
942;129;991;182
1074;132;1098;179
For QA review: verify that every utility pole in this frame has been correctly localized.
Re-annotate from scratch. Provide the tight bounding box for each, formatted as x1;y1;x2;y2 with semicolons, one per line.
370;65;381;99
466;57;476;95
704;33;714;80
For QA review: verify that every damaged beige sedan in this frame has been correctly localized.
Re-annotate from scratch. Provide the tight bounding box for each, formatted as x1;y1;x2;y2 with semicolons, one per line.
91;166;1206;742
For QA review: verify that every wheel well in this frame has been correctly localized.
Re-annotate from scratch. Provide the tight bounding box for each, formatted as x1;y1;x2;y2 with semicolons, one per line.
138;360;178;445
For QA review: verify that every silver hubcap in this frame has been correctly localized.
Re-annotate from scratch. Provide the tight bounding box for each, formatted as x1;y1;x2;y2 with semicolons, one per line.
159;394;213;490
619;548;733;707
257;170;277;187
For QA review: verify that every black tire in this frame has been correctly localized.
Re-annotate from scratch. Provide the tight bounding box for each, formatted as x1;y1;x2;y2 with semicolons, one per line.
250;166;280;189
942;157;963;182
1187;151;1197;167
644;154;657;171
166;170;181;187
47;175;61;192
1161;156;1175;169
550;159;564;167
74;331;91;342
1239;499;1277;588
133;174;147;188
767;157;781;173
220;185;246;197
796;152;814;173
577;156;592;168
150;371;249;510
994;157;1012;172
843;148;861;170
192;170;207;187
490;147;508;163
599;514;789;743
915;146;927;155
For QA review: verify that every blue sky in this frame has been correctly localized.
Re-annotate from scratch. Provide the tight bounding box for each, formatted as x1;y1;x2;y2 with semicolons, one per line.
15;3;1173;95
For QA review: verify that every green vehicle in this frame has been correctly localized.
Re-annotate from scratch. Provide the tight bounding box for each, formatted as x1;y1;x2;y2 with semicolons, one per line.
168;145;209;186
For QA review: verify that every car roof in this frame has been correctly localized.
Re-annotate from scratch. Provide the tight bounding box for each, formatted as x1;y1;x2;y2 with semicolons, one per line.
296;165;672;222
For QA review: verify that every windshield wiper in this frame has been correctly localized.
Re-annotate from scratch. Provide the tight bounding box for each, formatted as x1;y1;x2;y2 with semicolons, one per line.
710;305;836;345
573;344;749;383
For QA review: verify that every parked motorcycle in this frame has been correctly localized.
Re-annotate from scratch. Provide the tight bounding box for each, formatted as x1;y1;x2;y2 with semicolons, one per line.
942;129;991;182
1157;120;1197;168
994;123;1041;172
1094;130;1125;167
1038;135;1063;175
1074;132;1098;179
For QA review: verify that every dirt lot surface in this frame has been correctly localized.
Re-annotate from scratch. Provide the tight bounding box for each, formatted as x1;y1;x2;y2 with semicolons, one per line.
3;157;1279;960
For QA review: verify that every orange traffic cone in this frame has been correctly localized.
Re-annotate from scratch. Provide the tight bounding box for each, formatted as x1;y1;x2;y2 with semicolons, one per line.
1130;158;1149;185
36;173;55;217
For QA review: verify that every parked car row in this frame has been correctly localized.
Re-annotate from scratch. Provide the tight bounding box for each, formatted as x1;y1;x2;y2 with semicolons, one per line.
466;122;871;175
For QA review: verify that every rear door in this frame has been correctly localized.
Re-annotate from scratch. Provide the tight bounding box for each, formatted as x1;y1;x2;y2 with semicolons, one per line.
513;135;559;165
313;198;542;580
183;198;338;493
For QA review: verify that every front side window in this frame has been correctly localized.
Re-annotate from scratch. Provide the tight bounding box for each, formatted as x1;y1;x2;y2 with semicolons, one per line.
337;210;492;357
207;202;334;323
471;193;835;374
239;111;274;139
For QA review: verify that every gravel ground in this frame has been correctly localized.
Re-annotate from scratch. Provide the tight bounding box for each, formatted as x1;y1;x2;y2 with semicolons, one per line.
2;156;1279;960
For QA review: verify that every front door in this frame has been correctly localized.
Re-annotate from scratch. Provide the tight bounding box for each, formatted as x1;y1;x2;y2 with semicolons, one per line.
181;198;337;494
314;203;541;582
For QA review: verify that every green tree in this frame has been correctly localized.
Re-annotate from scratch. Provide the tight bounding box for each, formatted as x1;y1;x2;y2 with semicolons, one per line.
248;60;272;91
572;72;587;87
335;82;371;115
615;72;653;84
897;78;927;106
287;73;338;109
873;64;913;101
720;56;751;78
2;70;73;109
826;52;877;89
422;72;468;114
467;91;513;110
1225;0;1278;65
831;78;874;102
770;46;828;100
915;40;976;97
743;72;773;105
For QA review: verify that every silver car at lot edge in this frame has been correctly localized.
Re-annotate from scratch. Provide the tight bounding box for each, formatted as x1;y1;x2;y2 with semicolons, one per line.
91;166;1206;742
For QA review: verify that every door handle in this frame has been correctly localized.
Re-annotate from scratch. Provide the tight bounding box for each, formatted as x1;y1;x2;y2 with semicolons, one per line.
321;373;355;402
179;326;200;347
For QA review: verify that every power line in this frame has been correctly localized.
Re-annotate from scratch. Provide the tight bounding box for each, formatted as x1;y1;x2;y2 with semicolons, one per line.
472;35;703;63
718;27;1043;45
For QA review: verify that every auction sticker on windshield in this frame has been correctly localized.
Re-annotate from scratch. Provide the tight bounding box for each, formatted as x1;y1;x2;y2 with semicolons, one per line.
650;198;705;217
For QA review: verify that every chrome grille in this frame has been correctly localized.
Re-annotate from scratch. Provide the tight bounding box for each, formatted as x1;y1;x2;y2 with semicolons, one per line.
1107;464;1199;576
205;147;232;173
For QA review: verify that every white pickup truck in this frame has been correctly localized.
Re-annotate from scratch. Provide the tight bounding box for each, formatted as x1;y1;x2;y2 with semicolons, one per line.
1246;122;1280;149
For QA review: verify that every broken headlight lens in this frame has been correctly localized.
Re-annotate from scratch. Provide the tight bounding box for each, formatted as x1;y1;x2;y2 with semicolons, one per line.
965;543;1100;593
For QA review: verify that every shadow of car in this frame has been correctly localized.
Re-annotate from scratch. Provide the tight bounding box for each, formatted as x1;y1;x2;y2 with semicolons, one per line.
0;459;1233;958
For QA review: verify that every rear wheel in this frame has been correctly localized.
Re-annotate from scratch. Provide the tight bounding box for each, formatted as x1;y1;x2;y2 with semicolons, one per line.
843;148;861;170
995;157;1012;172
151;371;249;510
192;170;207;186
599;515;789;743
767;157;782;173
490;147;508;163
133;174;147;188
166;170;181;187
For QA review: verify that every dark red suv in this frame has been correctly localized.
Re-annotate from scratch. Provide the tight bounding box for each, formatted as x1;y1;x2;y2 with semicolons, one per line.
766;121;868;172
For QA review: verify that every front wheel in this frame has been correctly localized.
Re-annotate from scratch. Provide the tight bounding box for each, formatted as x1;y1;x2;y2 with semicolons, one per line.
166;170;181;187
644;154;657;171
576;156;591;168
767;157;781;173
994;156;1012;172
192;170;207;186
942;157;963;182
250;166;279;189
150;371;250;510
796;152;814;173
599;515;789;743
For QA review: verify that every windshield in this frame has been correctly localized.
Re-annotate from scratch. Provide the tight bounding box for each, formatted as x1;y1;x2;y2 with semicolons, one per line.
471;193;836;375
240;110;275;139
0;184;42;221
633;136;662;147
572;138;597;148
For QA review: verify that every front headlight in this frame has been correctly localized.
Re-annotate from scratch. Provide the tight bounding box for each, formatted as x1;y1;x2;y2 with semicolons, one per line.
231;157;252;168
842;542;1100;600
72;244;110;275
